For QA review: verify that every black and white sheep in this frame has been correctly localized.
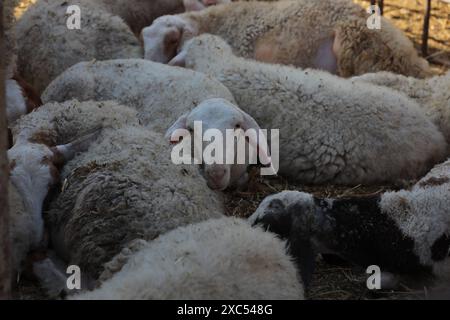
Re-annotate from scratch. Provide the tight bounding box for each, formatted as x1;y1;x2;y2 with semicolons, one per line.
249;156;450;282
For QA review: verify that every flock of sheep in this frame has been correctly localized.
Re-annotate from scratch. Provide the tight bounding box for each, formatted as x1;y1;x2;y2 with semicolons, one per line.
3;0;450;299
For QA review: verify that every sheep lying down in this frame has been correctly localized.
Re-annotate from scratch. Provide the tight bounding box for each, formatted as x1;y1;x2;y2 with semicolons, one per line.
17;99;301;299
143;0;430;77
69;218;304;300
11;100;225;283
249;156;450;284
14;0;231;95
352;71;450;143
14;0;143;95
9;132;101;273
42;59;236;134
172;34;447;186
43;61;273;191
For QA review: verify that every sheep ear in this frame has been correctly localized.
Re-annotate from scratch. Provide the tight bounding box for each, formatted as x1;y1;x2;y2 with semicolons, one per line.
240;112;272;166
51;128;102;165
166;113;189;144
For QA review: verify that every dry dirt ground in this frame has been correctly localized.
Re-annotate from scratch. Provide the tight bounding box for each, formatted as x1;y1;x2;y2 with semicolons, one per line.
12;0;450;300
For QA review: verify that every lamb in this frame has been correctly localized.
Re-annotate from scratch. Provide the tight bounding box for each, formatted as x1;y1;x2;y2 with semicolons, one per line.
41;59;235;134
69;217;304;300
352;71;450;143
12;99;225;282
142;0;431;78
172;34;447;185
8;134;99;273
249;155;450;280
14;0;142;94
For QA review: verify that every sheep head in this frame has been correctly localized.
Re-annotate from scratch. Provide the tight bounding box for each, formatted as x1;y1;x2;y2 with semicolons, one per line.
166;98;271;191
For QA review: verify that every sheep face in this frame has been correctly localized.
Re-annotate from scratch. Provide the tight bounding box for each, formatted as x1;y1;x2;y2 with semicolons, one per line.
142;15;199;63
250;191;332;286
166;98;270;191
8;143;61;244
9;143;61;194
9;129;103;215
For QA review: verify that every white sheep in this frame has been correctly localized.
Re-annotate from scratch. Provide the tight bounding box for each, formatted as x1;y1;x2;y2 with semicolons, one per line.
250;155;450;280
173;34;447;185
142;0;430;78
41;59;235;134
352;71;450;143
35;62;264;190
14;0;142;94
69;217;304;300
12;99;225;281
8;134;99;273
